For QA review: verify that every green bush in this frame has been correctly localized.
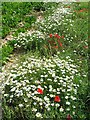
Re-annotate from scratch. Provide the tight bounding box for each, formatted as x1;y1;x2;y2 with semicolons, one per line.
24;16;36;24
2;2;46;38
0;43;14;65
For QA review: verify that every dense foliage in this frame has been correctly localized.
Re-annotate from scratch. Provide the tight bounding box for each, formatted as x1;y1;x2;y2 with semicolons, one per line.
2;2;57;38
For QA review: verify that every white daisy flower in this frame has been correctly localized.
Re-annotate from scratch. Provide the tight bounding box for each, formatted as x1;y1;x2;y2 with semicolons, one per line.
66;108;70;111
32;108;37;112
36;112;42;118
65;96;69;99
47;107;51;111
66;101;70;105
60;107;64;112
19;104;23;107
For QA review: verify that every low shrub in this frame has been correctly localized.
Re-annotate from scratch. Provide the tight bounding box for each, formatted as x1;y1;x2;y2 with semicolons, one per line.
0;43;14;65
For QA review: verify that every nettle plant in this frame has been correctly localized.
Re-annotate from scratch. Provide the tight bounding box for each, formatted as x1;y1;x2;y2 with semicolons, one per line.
2;55;80;119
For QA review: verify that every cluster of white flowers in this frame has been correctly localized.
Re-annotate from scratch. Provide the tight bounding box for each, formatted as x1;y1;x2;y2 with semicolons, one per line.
1;54;80;118
35;3;73;36
14;30;45;50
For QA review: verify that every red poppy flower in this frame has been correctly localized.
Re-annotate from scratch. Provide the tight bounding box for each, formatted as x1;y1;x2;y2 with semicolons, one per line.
61;36;64;39
49;34;53;38
58;40;63;47
67;114;71;120
57;35;60;39
54;96;61;102
54;34;60;39
37;88;43;94
59;42;62;47
67;6;70;8
79;9;84;12
52;46;58;49
78;9;87;13
54;34;58;38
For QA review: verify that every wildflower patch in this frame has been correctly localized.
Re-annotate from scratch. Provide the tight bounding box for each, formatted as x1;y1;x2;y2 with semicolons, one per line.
2;55;79;118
